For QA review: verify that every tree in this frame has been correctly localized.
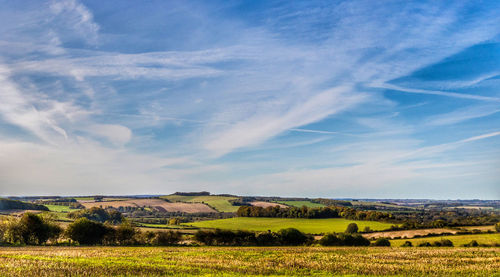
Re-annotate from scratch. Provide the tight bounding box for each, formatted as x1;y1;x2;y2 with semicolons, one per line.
345;223;358;234
154;231;182;246
372;237;391;247
495;222;500;232
15;213;61;245
65;218;110;245
319;234;341;246
278;228;308;245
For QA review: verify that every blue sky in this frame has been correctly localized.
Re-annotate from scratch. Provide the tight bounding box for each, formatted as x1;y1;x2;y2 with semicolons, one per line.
0;0;499;198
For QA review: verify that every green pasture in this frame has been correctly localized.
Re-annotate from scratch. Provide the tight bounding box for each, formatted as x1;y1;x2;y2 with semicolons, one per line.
185;217;394;234
43;204;74;212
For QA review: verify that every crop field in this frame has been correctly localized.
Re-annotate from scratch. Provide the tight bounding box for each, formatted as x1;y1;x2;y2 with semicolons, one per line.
275;200;326;208
0;246;498;276
185;217;394;234
81;199;216;213
161;195;239;212
390;233;500;246
249;201;288;208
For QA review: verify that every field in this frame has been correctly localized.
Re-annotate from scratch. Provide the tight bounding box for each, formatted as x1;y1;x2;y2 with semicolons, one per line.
0;246;498;276
185;217;394;234
81;199;216;213
275;200;326;208
161;195;239;212
43;205;75;212
390;233;500;246
249;201;288;208
364;228;459;239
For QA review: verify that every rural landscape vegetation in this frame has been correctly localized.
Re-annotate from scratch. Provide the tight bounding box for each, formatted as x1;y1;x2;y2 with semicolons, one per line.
1;0;499;276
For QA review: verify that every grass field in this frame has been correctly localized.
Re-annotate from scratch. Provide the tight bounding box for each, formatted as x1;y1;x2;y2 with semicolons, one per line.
275;200;326;208
81;199;216;213
390;233;500;246
161;195;239;212
185;217;394;234
0;246;497;276
43;205;75;212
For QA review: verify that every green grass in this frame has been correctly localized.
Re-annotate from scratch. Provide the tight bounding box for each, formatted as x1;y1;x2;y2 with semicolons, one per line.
185;217;394;234
0;247;497;276
275;200;326;208
43;205;75;212
390;233;500;246
161;195;239;213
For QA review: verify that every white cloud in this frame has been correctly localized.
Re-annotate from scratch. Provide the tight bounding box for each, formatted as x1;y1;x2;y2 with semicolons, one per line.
83;124;132;146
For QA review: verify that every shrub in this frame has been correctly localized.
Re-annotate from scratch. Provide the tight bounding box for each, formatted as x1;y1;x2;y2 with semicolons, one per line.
463;240;479;247
114;222;138;245
2;213;61;245
319;234;342;246
154;231;182;246
65;218;111;245
417;241;431;247
372;237;391;247
345;223;358;234
401;241;413;247
495;222;500;232
433;239;453;247
278;228;308;245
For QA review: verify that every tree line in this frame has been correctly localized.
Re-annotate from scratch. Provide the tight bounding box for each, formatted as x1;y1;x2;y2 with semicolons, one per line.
236;205;393;221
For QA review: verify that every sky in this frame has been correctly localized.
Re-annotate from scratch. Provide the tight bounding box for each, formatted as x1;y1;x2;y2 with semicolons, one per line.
0;0;499;199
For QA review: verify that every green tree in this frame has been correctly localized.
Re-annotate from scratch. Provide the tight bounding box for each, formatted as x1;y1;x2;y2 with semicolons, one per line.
65;218;110;245
345;223;358;234
372;237;391;247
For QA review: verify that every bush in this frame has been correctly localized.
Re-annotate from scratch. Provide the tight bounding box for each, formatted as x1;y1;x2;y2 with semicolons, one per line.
432;239;453;247
154;231;182;246
319;234;342;246
417;241;431;247
68;207;123;224
278;228;308;245
463;240;479;247
345;223;358;234
372;237;391;247
65;218;111;245
2;213;61;245
114;222;138;245
401;241;413;247
495;222;500;232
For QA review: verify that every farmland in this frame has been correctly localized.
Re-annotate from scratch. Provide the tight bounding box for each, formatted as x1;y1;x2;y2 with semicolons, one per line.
275;200;326;208
0;246;498;276
390;233;500;246
161;195;239;212
186;217;394;234
81;199;216;213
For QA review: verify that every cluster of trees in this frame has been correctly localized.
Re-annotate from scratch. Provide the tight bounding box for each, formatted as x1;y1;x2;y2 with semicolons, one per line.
68;207;123;223
65;218;181;245
0;199;49;211
35;198;84;209
319;233;371;246
311;198;352;207
236;205;393;221
393;209;500;229
0;213;62;244
173;191;210;196
193;228;312;246
0;213;181;246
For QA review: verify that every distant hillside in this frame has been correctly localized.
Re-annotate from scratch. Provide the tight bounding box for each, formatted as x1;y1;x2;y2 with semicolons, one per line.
0;198;49;211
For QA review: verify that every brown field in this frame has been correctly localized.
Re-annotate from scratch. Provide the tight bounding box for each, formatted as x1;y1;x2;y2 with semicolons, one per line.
81;199;216;213
364;228;459;239
250;201;288;208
